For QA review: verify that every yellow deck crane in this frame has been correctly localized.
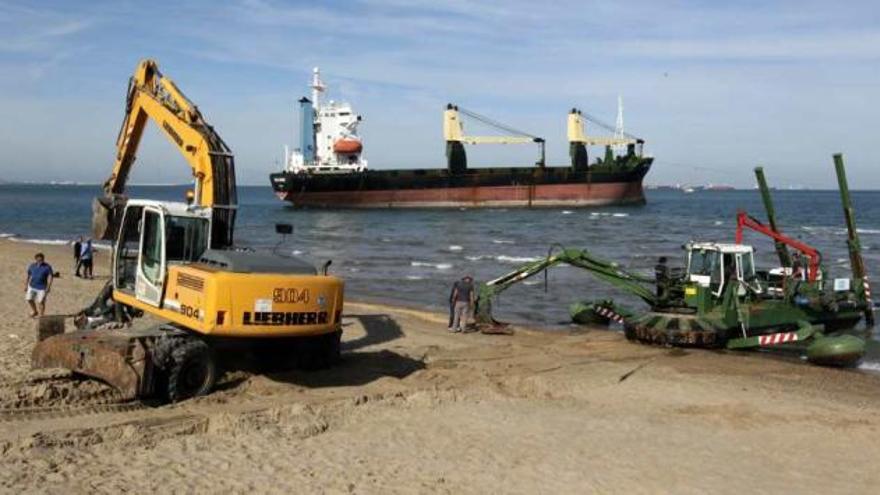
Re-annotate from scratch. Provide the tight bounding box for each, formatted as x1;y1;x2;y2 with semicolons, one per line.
567;108;645;172
32;59;345;402
443;104;545;174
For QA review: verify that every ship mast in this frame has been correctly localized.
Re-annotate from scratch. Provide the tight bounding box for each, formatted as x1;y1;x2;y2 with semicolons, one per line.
613;95;625;154
311;67;325;111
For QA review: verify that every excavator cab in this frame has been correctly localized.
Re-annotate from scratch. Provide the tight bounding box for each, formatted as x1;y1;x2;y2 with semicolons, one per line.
113;200;211;305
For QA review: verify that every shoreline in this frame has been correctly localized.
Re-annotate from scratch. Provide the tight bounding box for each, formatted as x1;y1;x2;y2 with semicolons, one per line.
1;240;880;491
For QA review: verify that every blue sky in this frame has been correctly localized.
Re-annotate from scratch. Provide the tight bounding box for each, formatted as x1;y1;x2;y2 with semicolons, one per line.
0;0;878;187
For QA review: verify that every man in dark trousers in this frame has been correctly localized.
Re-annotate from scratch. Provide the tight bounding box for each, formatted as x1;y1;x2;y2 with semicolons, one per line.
25;252;54;317
80;238;94;279
449;275;475;333
73;236;83;277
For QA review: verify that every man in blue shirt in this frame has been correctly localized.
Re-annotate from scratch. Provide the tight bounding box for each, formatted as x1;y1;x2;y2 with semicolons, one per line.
25;253;54;317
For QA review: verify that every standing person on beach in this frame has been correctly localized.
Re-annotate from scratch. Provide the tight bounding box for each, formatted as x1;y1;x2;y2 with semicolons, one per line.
448;282;457;330
73;236;83;277
25;253;53;317
449;275;475;333
80;238;94;279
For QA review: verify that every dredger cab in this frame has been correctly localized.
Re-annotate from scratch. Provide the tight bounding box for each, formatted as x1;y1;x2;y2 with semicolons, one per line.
682;242;760;310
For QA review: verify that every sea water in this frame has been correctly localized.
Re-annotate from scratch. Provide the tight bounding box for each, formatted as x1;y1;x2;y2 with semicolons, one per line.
1;184;878;340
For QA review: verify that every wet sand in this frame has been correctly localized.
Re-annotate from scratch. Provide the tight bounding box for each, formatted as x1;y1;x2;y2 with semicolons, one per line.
1;239;879;494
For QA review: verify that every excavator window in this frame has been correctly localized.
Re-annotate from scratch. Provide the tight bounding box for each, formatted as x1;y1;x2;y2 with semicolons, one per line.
165;216;209;263
141;210;163;285
115;205;143;291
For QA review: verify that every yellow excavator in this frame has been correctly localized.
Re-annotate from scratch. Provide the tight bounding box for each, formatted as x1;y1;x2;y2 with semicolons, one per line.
32;59;345;402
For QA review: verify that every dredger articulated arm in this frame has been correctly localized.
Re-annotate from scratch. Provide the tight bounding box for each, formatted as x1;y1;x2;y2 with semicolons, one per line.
94;58;237;248
475;247;656;325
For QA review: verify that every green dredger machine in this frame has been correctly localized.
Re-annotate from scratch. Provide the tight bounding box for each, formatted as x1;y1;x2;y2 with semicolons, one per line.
476;155;874;366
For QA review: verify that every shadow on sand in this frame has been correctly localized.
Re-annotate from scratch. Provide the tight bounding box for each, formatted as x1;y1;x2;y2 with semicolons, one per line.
263;313;424;388
341;313;405;352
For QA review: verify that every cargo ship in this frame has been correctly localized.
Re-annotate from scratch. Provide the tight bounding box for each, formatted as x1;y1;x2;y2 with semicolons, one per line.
270;69;653;208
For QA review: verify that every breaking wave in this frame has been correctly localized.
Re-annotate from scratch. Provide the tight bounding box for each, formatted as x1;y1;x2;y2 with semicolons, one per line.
3;236;111;250
9;237;68;246
858;361;880;373
590;212;630;218
803;226;880;237
411;261;453;270
496;255;542;264
466;255;492;261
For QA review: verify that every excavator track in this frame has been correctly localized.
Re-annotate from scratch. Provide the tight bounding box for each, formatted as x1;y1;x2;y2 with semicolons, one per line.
0;373;150;423
0;400;148;423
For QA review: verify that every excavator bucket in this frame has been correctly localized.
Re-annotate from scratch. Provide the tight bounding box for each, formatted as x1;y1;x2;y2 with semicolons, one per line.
92;195;126;241
31;318;157;400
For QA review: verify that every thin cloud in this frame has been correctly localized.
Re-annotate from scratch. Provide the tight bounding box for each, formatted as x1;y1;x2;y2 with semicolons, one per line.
0;3;92;54
0;0;879;187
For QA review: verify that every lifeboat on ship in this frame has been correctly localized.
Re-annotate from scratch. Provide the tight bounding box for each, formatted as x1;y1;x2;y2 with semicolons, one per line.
333;138;362;154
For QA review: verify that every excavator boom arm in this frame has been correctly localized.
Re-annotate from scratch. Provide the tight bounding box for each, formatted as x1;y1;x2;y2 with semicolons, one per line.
95;59;236;248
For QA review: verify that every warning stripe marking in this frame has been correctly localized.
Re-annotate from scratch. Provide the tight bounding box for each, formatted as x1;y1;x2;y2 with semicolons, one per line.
595;307;625;324
757;332;798;346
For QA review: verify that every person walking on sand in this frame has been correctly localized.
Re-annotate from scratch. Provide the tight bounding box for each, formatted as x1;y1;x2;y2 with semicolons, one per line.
80;238;94;279
73;236;83;277
449;275;475;333
448;282;457;330
25;253;54;317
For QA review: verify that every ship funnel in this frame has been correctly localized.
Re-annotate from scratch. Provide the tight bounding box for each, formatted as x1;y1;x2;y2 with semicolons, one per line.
299;97;315;164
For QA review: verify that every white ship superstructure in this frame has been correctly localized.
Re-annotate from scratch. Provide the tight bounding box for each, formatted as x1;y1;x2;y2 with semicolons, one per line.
284;67;367;174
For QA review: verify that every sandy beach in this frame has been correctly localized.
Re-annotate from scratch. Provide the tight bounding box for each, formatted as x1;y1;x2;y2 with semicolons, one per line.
1;238;879;494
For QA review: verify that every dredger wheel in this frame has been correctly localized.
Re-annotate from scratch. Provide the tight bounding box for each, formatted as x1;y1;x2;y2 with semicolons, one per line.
622;312;726;348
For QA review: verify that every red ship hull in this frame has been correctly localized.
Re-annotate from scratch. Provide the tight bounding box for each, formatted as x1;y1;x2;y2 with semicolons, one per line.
275;180;646;208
